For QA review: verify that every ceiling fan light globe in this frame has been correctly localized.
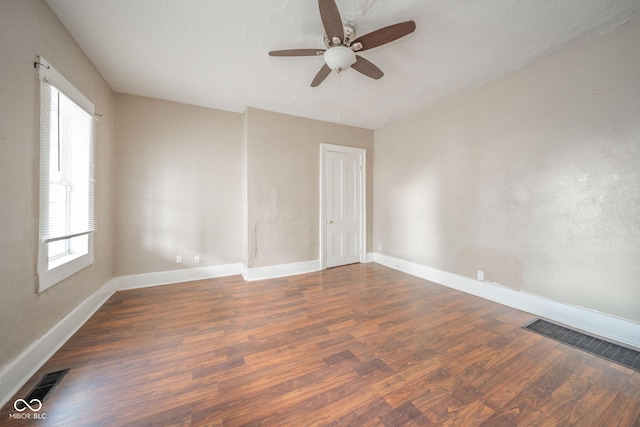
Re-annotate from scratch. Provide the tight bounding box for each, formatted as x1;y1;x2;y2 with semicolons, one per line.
323;46;356;72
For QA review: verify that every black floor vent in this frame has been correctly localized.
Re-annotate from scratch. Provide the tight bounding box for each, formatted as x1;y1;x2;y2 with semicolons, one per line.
15;368;70;410
524;319;640;372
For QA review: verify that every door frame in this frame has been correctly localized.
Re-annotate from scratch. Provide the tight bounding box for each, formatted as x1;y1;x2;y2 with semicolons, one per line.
319;143;367;270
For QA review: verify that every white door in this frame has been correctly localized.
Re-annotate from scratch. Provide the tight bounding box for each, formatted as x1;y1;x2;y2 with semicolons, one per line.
322;145;365;268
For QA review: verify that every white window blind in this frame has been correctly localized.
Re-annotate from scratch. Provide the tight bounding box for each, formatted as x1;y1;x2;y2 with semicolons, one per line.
39;81;96;243
37;56;96;291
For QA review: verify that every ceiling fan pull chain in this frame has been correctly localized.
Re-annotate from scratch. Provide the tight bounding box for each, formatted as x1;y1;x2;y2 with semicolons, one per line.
338;72;343;123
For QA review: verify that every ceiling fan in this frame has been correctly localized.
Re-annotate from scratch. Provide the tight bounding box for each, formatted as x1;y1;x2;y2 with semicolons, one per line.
269;0;416;87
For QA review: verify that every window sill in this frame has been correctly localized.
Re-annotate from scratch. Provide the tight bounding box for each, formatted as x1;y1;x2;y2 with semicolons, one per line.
48;251;85;270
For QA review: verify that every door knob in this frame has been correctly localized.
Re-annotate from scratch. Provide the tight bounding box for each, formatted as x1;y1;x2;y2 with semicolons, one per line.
328;219;334;224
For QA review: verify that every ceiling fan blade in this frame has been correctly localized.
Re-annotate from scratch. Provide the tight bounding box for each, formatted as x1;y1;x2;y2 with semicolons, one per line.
351;55;384;80
318;0;344;43
352;20;416;51
311;64;332;87
269;49;325;57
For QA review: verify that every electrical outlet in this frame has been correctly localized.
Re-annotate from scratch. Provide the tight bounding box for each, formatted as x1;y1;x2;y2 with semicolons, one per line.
477;270;484;281
176;255;183;264
195;255;201;263
378;244;382;251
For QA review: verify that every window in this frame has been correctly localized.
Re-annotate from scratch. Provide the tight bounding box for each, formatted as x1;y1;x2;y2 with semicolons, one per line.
37;57;95;291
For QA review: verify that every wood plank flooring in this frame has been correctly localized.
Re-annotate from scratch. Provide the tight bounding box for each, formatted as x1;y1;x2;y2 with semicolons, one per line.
1;263;639;426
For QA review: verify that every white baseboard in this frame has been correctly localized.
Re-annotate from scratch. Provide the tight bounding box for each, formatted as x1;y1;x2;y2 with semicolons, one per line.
0;281;115;409
112;263;244;291
244;259;321;281
374;253;640;349
243;255;375;281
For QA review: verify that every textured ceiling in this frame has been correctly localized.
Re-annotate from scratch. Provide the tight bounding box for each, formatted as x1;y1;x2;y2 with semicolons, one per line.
45;0;639;129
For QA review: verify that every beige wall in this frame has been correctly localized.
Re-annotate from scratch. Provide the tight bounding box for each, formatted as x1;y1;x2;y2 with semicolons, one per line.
245;108;374;268
114;94;243;275
374;19;640;322
0;0;116;367
114;101;373;274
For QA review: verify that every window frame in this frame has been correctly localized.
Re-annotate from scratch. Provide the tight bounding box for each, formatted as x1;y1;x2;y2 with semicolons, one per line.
37;57;95;292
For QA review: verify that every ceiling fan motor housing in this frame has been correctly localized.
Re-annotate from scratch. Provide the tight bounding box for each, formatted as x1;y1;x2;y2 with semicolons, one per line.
324;24;356;47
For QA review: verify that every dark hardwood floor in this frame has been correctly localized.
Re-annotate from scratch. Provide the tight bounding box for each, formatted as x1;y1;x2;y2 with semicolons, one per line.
2;263;639;426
